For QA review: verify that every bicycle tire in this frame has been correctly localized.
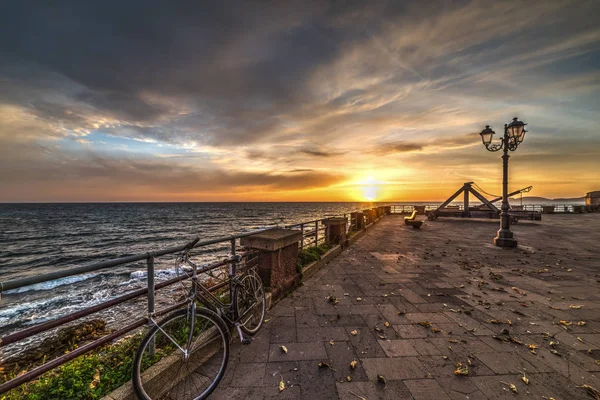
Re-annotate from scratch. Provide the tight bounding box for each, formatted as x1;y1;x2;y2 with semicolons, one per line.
133;307;230;400
233;270;266;335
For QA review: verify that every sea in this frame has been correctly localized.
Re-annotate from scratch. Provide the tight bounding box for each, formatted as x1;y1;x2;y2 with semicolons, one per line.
0;202;401;358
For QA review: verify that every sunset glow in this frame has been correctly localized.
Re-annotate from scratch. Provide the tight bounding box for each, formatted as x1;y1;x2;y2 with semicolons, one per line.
0;1;599;202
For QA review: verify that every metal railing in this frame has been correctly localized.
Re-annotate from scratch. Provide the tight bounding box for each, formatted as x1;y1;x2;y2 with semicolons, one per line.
0;229;268;394
389;203;588;214
0;207;391;394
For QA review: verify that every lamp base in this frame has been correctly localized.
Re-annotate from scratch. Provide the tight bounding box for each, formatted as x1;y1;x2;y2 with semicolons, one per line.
494;236;518;248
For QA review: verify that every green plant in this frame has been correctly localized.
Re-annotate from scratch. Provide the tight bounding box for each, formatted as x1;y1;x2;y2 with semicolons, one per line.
296;243;332;272
1;333;143;400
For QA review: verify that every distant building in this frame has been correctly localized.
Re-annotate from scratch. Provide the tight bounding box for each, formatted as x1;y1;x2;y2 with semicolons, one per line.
586;191;600;205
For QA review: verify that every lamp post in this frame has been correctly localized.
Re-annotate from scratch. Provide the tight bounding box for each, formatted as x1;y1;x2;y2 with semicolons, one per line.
480;117;527;248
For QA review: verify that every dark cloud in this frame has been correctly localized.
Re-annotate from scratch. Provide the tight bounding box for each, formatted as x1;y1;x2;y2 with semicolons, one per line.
300;148;346;157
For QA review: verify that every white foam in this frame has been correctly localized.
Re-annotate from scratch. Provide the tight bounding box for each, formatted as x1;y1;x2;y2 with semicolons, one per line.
3;273;99;294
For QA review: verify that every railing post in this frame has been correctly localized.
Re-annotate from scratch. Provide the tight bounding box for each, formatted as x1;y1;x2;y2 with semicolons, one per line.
147;253;155;357
315;220;319;247
300;224;305;251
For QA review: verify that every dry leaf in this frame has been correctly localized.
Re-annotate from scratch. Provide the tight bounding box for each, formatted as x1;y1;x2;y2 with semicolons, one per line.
318;361;336;371
328;295;339;305
377;374;387;390
577;321;587;326
280;345;288;354
279;376;285;392
454;362;469;376
569;305;583;309
397;310;406;315
356;297;362;301
264;319;270;323
432;327;441;333
350;360;358;369
350;330;358;336
577;337;584;342
559;320;572;326
521;372;530;385
346;375;352;382
578;384;600;400
488;319;504;324
329;340;335;346
501;381;518;393
89;369;100;389
384;321;390;327
418;321;431;327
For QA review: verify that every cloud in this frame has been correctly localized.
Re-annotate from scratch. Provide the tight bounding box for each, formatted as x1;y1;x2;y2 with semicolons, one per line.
0;0;598;200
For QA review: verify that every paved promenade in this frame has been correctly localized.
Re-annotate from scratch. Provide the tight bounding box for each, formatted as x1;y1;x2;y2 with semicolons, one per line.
212;214;600;399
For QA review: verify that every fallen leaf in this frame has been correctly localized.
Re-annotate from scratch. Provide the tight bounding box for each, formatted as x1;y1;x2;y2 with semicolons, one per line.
264;319;270;323
397;310;406;315
350;360;358;369
418;321;432;327
89;369;100;389
350;330;358;336
488;319;504;324
356;297;362;301
279;376;285;392
432;327;441;333
577;337;584;343
318;361;336;371
569;305;583;309
577;321;587;326
377;374;387;390
559;320;572;326
327;295;339;305
280;345;288;353
521;373;530;385
346;375;352;382
501;381;518;393
578;384;600;400
329;340;335;346
454;362;469;376
384;321;390;327
567;268;573;272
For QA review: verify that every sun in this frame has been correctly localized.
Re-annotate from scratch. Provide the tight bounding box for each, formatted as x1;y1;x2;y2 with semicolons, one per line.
357;176;381;202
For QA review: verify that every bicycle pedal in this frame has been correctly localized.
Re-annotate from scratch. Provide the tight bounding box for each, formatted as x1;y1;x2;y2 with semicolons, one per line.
241;337;252;345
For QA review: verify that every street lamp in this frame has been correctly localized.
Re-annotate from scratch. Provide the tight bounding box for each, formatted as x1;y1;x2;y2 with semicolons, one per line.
479;117;527;247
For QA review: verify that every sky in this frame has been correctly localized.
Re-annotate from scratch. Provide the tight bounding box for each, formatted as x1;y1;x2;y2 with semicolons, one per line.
0;0;599;202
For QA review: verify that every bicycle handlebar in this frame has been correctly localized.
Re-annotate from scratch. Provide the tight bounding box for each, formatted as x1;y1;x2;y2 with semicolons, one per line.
184;237;200;251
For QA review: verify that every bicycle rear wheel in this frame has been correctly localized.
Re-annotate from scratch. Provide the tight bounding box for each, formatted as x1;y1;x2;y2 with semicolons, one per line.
133;307;230;400
234;270;266;335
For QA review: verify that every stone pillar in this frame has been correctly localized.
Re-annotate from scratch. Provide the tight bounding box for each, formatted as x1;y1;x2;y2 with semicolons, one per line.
384;206;391;215
323;217;347;245
240;228;303;299
351;212;364;230
369;208;378;222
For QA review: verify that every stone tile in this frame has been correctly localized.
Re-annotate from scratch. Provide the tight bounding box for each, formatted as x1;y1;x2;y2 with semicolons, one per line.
378;339;420;357
325;340;369;382
404;379;452;400
361;357;429;380
475;352;540;375
262;361;300;388
297;326;348;342
344;326;387;358
336;380;413;400
210;386;265;400
231;362;266;387
268;342;327;362
298;360;338;399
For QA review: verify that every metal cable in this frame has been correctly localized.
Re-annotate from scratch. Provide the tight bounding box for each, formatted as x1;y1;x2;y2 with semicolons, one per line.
472;183;501;198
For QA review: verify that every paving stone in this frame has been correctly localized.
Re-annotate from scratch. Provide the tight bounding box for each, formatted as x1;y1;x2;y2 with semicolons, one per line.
297;326;349;342
344;326;387;358
378;339;420;357
336;380;413;400
262;361;300;388
361;357;429;380
298;360;338;399
325;340;369;382
475;352;540;375
268;342;327;362
404;379;452;399
231;362;266;387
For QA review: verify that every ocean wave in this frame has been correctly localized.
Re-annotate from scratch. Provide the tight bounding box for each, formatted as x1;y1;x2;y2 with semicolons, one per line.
3;273;99;294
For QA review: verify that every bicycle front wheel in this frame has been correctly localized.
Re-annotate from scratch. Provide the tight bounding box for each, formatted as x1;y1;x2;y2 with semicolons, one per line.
234;270;266;335
133;308;230;400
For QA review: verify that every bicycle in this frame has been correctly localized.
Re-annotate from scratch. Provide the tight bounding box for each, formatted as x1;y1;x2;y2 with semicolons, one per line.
132;237;266;400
